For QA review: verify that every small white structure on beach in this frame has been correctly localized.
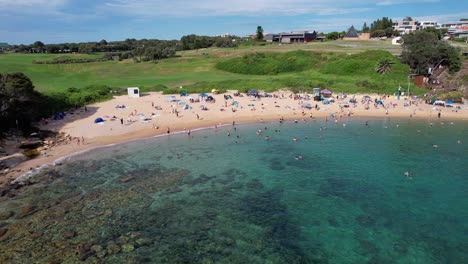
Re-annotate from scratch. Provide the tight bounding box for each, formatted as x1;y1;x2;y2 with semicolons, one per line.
127;87;140;98
392;37;402;45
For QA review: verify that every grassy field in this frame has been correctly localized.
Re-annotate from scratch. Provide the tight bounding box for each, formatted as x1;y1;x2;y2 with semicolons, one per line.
2;39;461;96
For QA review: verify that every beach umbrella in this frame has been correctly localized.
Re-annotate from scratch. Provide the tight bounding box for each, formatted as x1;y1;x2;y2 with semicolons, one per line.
211;89;219;93
445;101;454;105
180;91;188;96
320;89;332;95
94;117;104;123
199;93;208;98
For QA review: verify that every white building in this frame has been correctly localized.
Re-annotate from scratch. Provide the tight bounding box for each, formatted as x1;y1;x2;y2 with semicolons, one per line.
393;17;418;34
417;21;440;29
127;87;140;98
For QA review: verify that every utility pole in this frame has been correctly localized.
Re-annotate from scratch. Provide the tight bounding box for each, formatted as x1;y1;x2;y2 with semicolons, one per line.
407;74;410;98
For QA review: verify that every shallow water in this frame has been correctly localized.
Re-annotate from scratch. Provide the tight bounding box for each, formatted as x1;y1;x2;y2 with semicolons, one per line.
0;118;467;263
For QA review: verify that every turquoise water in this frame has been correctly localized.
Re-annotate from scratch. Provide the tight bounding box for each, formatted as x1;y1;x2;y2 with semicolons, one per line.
0;118;467;263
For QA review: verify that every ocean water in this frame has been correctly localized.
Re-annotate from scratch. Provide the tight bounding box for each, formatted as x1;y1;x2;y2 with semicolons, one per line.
0;118;467;263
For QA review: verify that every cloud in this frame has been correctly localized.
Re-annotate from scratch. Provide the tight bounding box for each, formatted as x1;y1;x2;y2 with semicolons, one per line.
409;12;468;23
101;0;377;17
376;0;439;6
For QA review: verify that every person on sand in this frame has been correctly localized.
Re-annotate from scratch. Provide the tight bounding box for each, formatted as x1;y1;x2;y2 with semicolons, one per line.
196;114;200;120
120;118;124;125
438;112;441;119
81;137;85;145
167;127;170;134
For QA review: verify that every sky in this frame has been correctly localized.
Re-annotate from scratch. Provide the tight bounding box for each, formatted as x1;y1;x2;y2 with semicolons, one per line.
0;0;467;44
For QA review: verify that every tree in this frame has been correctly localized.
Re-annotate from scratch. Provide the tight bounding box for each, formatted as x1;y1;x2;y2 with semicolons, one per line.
375;58;395;74
256;26;264;41
326;32;340;40
0;73;42;130
32;41;45;48
401;31;461;74
370;17;394;37
362;22;370;33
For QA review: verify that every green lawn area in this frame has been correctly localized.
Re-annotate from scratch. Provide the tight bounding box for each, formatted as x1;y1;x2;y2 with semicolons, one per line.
0;40;431;95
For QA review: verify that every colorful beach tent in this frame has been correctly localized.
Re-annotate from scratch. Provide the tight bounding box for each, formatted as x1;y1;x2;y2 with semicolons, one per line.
165;95;177;102
248;90;259;96
320;89;332;95
199;93;208;98
94;118;104;123
211;89;219;93
180;91;188;96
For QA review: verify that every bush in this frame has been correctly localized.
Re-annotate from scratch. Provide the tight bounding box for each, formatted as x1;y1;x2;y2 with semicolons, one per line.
216;50;331;75
32;56;111;64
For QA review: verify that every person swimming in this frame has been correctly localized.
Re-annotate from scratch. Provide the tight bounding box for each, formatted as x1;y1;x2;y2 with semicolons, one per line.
265;136;270;141
404;171;412;179
295;155;303;160
292;137;298;142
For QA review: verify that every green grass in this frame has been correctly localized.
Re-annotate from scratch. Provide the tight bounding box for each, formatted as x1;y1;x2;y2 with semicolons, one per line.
0;40;429;96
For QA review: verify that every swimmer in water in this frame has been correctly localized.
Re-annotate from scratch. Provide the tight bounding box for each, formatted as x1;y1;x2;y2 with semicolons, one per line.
432;144;438;148
404;171;412;180
295;155;303;160
457;140;462;144
292;137;298;142
265;136;270;141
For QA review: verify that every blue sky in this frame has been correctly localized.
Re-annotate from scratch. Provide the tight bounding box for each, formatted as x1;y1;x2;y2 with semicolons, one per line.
0;0;467;44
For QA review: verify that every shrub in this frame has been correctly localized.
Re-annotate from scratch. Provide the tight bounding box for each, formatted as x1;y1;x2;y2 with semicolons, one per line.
216;50;331;75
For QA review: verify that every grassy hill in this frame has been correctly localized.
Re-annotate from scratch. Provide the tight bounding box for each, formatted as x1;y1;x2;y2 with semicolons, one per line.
0;40;426;96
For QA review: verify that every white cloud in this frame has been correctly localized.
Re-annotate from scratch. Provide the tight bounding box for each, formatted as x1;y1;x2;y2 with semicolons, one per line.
377;0;439;6
101;0;377;17
408;12;468;23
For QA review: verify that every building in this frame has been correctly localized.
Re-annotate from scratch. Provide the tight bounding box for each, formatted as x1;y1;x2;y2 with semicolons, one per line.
393;17;418;34
276;31;317;44
447;26;468;38
264;34;279;42
442;20;468;38
417;21;440;29
441;21;468;28
343;26;370;40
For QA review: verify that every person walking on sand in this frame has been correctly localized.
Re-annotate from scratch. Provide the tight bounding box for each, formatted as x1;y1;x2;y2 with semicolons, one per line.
81;137;85;145
438;112;441;119
120;118;124;125
167;127;170;134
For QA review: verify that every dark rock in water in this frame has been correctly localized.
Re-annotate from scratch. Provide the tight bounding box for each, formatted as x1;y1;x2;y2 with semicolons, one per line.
246;179;264;189
356;214;376;227
0;211;14;220
269;158;285;171
358;239;379;256
0;228;7;238
328;217;339;227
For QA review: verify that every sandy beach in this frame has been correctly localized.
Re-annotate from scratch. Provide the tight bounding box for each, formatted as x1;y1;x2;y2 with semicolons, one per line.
1;90;467;187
